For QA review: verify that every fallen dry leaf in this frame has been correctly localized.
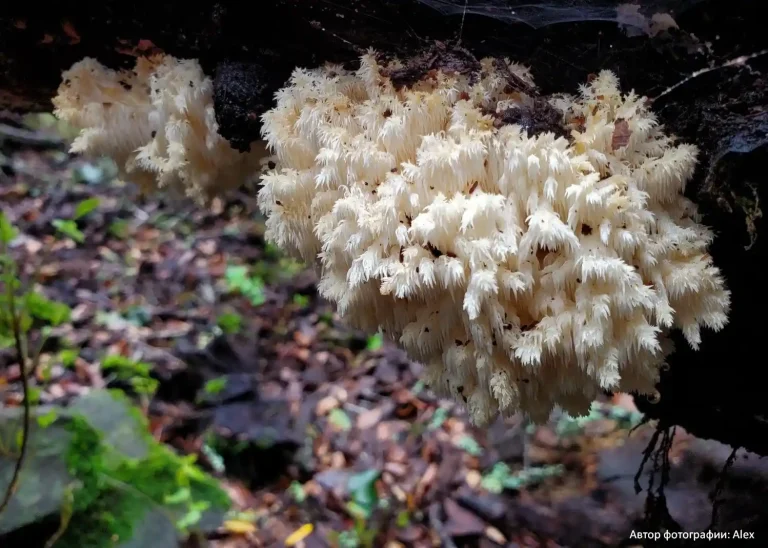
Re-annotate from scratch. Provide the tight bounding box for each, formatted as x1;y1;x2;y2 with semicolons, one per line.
465;470;482;489
414;463;438;504
356;406;384;429
485;525;507;545
442;498;486;537
315;395;339;415
223;519;258;535
611;118;632;150
284;523;314;547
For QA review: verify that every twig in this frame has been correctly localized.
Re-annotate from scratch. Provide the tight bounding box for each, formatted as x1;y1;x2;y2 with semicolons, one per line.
708;446;739;530
0;271;31;515
653;48;768;103
44;485;75;548
456;0;468;45
634;426;661;494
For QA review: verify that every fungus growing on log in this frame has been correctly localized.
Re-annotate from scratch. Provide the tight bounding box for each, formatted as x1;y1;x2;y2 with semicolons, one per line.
256;53;730;424
52;49;730;425
52;55;267;203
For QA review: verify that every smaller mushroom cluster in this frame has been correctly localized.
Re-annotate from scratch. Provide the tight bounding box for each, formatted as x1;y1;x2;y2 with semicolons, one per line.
53;55;266;203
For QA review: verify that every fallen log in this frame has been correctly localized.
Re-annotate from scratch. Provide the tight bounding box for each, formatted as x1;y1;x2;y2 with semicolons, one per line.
2;1;767;456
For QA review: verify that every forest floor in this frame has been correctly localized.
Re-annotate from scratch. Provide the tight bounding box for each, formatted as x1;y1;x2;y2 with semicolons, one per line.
1;115;767;548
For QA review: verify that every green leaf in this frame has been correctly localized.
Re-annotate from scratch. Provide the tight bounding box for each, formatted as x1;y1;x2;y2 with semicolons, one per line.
102;354;151;376
428;407;448;430
101;354;157;395
176;507;203;531
345;501;369;521
225;265;249;286
163;487;191;505
216;312;242;334
27;387;42;405
25;291;71;326
130;376;159;396
58;349;78;368
396;510;410;528
292;294;310;307
244;278;266;306
455;434;483;456
288;481;306;503
366;332;383;352
264;242;280;259
203;377;227;395
51;219;84;243
480;463;510;494
40;362;53;382
328;408;352;431
225;265;266;306
108;219;130;239
480;462;564;494
73;197;100;220
37;409;58;428
0;211;19;244
347;469;380;520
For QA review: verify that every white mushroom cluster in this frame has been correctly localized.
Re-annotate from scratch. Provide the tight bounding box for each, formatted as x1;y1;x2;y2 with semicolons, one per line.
53;55;265;202
53;51;730;425
257;52;730;423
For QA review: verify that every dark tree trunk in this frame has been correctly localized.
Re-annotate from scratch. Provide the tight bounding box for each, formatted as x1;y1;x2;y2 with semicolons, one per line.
2;1;767;454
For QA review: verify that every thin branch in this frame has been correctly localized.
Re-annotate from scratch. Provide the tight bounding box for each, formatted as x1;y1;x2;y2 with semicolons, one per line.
44;485;75;548
708;446;739;530
456;0;468;46
0;271;31;515
634;426;661;494
653;48;768;103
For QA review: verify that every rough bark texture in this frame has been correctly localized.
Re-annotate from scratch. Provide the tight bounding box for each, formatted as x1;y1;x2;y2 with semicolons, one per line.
2;1;767;454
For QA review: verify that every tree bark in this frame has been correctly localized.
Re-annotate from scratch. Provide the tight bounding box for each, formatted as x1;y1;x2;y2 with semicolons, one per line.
2;0;767;454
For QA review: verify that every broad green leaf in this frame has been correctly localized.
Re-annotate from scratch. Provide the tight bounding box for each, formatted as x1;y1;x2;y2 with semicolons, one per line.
51;219;84;243
347;469;380;519
25;292;71;326
74;197;100;220
203;377;227;395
